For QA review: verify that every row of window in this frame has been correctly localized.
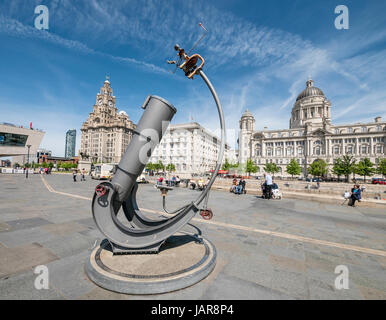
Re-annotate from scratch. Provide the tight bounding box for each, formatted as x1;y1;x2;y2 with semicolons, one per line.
335;126;384;134
257;125;385;139
254;144;384;157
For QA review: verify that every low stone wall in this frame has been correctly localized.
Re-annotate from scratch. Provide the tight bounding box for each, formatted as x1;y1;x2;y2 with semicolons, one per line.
212;178;386;200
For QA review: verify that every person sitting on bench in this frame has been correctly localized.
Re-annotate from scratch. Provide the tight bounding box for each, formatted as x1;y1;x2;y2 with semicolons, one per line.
263;173;273;199
349;184;361;207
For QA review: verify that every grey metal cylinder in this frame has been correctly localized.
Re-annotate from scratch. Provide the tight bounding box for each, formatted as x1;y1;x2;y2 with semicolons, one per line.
112;95;176;202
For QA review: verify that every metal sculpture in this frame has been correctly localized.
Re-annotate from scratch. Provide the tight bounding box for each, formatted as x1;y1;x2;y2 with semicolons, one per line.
92;25;225;254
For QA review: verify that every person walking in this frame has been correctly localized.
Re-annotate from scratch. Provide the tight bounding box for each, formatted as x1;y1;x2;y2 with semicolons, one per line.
73;169;77;182
81;168;86;181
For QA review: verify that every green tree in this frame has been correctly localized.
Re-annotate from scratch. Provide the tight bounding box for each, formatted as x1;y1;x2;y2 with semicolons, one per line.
155;161;164;172
166;163;176;172
146;162;155;171
245;159;259;176
307;159;328;177
48;162;54;169
222;158;231;171
332;158;344;182
264;162;280;177
286;159;301;179
340;155;356;182
231;162;239;169
355;158;375;183
377;158;386;178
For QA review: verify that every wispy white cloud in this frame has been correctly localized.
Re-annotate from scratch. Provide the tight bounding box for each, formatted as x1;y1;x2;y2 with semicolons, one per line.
0;15;169;75
1;0;385;154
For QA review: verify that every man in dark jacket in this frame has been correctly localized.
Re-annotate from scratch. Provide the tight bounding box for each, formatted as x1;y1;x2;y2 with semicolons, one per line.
349;185;361;207
236;178;246;194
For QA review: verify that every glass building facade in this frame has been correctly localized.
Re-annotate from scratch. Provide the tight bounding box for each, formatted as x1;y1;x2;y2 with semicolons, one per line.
0;132;28;146
65;129;76;158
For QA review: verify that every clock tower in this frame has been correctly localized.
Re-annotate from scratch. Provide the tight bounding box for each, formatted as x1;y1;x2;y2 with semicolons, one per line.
79;77;136;165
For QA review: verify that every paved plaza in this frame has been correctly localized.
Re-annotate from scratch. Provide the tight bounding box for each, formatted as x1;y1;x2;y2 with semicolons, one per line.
0;173;385;300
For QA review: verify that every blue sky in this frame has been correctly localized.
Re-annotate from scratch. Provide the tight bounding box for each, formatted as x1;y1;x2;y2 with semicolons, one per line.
0;0;385;156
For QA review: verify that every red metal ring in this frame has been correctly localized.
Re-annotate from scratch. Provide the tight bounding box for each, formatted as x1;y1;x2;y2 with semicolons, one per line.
95;185;106;196
200;209;213;220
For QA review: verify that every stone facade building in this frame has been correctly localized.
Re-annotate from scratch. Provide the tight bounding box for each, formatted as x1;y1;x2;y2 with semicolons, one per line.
149;122;233;175
238;79;386;177
80;79;135;164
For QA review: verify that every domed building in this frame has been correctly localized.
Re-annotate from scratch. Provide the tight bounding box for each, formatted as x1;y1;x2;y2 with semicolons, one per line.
238;78;385;177
290;79;331;129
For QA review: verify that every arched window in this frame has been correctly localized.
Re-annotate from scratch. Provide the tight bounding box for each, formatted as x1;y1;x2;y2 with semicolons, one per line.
286;147;294;156
361;145;368;154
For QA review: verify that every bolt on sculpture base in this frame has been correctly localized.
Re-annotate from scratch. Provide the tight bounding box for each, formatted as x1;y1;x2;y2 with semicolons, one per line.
85;233;216;295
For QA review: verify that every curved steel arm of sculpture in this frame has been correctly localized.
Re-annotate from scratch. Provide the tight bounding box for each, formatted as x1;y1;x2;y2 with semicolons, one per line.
91;72;225;253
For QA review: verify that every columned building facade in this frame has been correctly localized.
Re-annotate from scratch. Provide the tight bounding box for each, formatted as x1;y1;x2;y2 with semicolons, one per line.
238;79;386;177
80;79;135;164
149;122;233;175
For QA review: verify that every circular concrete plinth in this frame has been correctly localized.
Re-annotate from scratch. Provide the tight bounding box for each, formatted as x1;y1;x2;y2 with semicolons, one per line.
85;233;216;295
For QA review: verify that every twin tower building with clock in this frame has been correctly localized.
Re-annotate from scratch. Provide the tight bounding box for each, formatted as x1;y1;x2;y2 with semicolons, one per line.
79;78;135;164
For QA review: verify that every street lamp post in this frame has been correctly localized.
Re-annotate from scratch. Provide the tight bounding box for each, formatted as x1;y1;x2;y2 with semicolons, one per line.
26;144;31;179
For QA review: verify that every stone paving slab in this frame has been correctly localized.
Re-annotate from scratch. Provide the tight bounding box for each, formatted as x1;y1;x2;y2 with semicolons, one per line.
0;242;58;279
0;226;57;248
5;217;53;232
0;174;385;300
201;273;294;300
0;271;65;300
39;233;94;259
44;250;97;299
0;222;11;232
40;221;87;236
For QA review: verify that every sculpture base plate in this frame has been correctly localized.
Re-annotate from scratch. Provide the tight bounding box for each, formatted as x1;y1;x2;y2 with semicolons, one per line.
85;233;216;295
